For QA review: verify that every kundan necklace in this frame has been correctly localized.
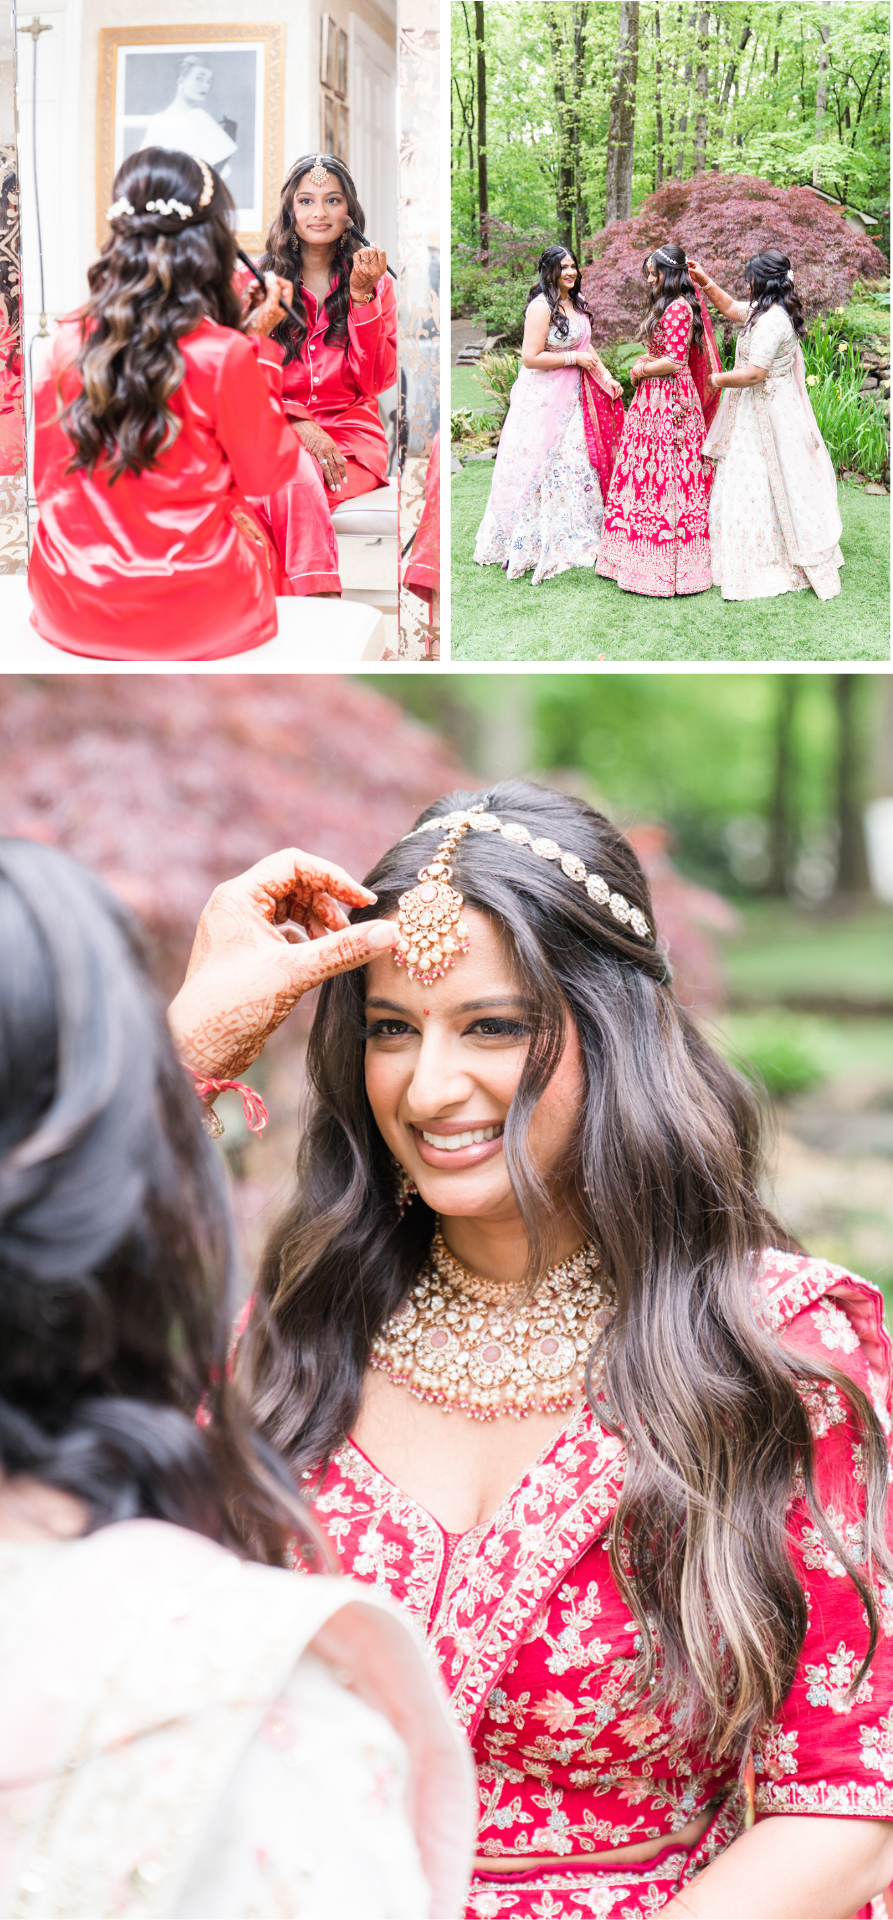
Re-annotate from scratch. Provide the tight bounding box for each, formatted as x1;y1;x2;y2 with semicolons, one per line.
369;1227;611;1421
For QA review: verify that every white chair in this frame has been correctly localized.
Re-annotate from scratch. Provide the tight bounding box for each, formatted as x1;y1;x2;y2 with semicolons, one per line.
330;477;398;613
0;578;386;670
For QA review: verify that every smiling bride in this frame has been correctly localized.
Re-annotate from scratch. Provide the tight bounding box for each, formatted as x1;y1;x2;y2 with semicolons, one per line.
170;782;893;1920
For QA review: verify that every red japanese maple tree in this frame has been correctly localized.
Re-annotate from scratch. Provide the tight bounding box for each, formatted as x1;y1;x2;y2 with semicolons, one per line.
581;172;888;345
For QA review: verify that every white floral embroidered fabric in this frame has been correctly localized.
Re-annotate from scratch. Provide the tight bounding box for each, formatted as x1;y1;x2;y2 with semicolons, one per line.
708;301;843;602
0;1521;474;1919
474;317;604;586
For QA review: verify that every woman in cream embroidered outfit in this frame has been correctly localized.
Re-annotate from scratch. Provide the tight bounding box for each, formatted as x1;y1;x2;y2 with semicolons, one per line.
473;247;623;585
0;839;475;1920
169;784;893;1920
690;250;843;601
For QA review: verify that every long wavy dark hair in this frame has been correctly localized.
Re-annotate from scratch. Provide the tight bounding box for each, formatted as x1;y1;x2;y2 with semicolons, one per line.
0;838;329;1571
259;153;365;365
525;244;591;340
62;150;244;481
250;780;892;1757
743;249;805;338
642;240;704;352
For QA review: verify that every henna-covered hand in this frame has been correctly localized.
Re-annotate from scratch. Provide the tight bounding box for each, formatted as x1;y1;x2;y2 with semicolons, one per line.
168;848;397;1079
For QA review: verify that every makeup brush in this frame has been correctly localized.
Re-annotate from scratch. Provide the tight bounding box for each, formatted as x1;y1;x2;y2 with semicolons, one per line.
347;223;397;280
236;249;301;328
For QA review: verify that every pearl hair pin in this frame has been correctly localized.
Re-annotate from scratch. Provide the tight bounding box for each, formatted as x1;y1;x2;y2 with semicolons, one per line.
146;198;193;221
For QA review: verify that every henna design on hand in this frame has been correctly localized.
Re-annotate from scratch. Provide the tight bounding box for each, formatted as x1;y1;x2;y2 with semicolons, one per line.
169;849;393;1079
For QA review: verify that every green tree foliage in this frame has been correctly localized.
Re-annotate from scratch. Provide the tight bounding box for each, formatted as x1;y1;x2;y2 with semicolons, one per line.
452;1;890;277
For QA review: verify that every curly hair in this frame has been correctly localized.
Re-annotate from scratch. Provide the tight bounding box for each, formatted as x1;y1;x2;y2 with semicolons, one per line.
62;150;244;482
259;154;366;365
524;244;591;340
743;250;805;339
642;240;704;353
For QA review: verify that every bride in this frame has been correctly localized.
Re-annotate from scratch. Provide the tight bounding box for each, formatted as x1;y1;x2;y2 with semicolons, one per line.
473;247;623;586
689;250;844;601
171;786;893;1920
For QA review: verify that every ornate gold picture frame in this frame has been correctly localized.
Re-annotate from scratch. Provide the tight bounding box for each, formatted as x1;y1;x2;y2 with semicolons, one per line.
96;23;284;251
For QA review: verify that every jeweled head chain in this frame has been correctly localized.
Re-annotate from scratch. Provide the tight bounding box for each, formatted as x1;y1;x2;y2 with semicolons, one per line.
394;805;653;988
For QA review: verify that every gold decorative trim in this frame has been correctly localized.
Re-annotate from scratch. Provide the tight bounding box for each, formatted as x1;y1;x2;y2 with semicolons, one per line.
96;23;285;252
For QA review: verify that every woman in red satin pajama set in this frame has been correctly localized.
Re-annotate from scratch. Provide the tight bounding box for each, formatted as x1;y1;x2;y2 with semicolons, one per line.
27;149;322;661
251;152;397;596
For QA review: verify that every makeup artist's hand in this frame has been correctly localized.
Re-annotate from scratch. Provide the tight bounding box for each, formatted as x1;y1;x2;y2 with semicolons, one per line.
293;420;348;491
168;849;398;1079
349;245;386;302
244;273;294;336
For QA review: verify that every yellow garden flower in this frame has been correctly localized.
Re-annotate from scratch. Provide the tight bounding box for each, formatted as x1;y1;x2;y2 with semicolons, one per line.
837;342;848;353
806;374;818;386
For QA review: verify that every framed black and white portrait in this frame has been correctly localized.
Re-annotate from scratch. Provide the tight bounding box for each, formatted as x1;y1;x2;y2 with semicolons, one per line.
97;24;285;249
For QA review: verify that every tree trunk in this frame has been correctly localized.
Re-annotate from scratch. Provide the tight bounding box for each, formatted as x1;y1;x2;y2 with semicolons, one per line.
572;4;589;256
718;18;750;113
813;0;830;190
834;675;870;895
547;6;575;247
474;0;489;262
674;10;694;177
766;678;797;897
604;0;640;223
654;2;664;187
692;5;709;171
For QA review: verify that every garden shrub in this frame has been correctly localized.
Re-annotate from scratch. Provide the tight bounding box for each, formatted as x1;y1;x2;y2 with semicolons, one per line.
450;406;499;442
579;173;889;345
725;1012;827;1101
805;369;888;482
473;350;520;418
453;217;560;342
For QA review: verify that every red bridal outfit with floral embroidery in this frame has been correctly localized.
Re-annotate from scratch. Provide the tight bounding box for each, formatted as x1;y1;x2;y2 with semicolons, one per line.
308;1253;893;1920
597;296;716;599
250;276;397;596
28;319;313;659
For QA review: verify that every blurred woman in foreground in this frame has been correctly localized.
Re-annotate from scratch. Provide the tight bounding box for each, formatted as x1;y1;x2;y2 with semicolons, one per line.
0;839;474;1919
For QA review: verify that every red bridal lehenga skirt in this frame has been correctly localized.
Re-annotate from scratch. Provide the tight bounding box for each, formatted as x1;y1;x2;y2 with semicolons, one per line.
596;370;713;598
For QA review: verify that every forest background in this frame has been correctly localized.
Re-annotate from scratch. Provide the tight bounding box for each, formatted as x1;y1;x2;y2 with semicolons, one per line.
450;0;890;660
452;0;889;319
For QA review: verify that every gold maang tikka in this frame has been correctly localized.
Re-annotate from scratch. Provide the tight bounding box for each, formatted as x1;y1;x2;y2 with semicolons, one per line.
307;154;331;187
394;809;482;986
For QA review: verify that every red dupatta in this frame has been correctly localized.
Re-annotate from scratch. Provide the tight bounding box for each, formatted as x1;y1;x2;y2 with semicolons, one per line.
579;371;625;500
689;287;723;432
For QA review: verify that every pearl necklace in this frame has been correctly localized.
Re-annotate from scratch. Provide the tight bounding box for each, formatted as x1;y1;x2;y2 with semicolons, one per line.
369;1228;610;1421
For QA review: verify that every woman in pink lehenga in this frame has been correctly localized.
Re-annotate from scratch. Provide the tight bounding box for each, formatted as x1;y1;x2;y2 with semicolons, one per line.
596;242;722;598
474;247;624;585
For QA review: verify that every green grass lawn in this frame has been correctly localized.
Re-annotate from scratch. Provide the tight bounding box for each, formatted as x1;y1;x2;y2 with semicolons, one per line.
721;900;893;1007
451;466;890;661
451;365;500;413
